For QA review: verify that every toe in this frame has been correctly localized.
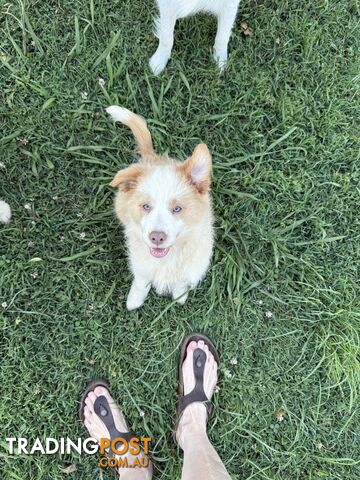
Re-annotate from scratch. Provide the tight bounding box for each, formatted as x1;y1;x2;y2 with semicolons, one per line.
197;340;205;349
88;391;97;402
184;346;195;367
187;341;197;353
204;344;211;360
96;387;115;406
92;387;116;411
94;386;106;396
85;391;97;409
85;397;94;412
84;405;92;419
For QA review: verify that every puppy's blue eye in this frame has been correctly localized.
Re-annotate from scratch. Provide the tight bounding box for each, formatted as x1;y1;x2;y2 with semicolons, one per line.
172;206;182;213
143;204;151;211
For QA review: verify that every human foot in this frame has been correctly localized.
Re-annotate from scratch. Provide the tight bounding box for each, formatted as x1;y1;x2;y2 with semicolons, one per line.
176;335;219;447
82;383;152;479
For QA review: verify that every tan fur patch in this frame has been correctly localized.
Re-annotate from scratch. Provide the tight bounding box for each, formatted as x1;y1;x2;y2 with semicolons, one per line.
178;144;212;194
109;164;146;191
168;192;210;227
114;189;153;226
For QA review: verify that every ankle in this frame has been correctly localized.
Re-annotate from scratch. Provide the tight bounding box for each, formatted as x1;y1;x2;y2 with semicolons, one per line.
176;403;208;448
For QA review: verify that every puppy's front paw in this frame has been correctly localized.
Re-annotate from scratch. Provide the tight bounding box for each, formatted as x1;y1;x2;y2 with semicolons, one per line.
213;49;227;71
126;294;144;311
126;279;150;310
172;290;188;305
176;293;188;305
149;50;170;75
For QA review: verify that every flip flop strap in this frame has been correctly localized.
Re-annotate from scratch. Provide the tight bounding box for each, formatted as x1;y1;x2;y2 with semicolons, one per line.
177;348;213;418
94;395;134;452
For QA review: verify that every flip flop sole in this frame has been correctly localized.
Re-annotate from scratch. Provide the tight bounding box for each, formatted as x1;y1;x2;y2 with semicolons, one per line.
178;332;220;398
78;378;153;476
174;332;220;444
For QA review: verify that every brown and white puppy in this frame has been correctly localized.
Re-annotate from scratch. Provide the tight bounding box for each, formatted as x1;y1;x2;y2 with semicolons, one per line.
107;106;214;310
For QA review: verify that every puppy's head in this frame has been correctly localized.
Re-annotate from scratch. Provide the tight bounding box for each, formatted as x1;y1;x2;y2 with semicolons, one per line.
110;144;212;258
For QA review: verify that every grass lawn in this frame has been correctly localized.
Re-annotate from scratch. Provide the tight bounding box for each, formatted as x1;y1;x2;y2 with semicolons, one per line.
1;0;359;478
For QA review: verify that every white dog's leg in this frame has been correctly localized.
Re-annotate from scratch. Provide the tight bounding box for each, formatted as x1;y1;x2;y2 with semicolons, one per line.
149;8;177;75
213;2;239;70
126;276;151;310
172;284;189;305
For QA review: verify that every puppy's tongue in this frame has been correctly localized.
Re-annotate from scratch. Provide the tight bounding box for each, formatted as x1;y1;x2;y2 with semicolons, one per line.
150;247;169;258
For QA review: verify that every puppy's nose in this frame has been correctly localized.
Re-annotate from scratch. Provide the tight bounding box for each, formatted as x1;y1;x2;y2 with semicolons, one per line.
149;231;167;246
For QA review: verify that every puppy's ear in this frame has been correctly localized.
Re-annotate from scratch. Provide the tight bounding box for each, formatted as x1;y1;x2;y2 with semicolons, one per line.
182;144;212;194
109;164;144;192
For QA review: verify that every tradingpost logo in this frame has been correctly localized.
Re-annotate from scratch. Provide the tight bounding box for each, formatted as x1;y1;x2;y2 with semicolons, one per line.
6;437;151;468
98;437;151;468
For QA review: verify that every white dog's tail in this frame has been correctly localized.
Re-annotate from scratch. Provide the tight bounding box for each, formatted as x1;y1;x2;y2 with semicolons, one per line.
106;106;154;159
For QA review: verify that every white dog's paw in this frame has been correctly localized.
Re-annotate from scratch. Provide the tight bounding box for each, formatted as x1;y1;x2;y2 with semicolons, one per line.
213;49;227;71
173;290;188;305
126;293;145;311
126;281;150;310
149;50;170;75
0;200;11;224
176;293;188;305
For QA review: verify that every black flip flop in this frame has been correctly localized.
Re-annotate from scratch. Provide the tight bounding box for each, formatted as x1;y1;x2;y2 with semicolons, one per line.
174;333;220;442
79;378;135;457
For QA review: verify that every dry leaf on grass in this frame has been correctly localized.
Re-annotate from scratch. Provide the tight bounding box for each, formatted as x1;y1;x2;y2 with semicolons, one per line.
62;464;77;474
275;410;285;422
18;137;30;146
240;20;254;36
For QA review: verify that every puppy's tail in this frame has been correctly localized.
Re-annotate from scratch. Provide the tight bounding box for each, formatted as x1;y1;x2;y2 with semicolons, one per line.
106;106;154;159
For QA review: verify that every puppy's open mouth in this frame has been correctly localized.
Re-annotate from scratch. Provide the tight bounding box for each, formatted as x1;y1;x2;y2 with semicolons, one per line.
150;247;169;258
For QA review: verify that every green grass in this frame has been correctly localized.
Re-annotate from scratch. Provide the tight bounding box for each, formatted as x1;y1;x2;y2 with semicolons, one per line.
1;0;359;478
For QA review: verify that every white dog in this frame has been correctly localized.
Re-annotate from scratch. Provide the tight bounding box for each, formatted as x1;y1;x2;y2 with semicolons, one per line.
0;200;11;224
107;106;214;310
150;0;241;74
